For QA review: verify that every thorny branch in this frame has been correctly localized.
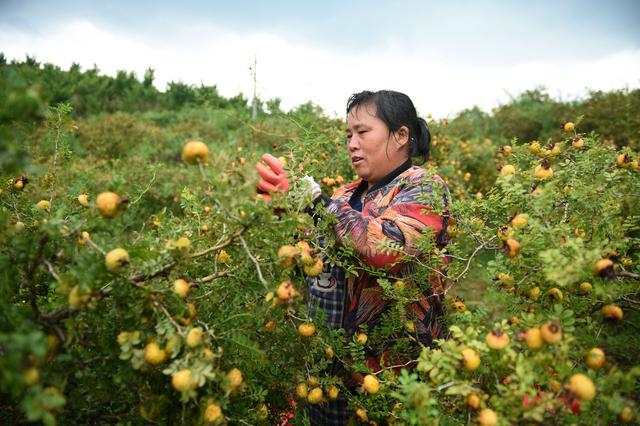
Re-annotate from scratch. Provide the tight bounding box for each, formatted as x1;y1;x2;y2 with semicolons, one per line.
239;235;269;290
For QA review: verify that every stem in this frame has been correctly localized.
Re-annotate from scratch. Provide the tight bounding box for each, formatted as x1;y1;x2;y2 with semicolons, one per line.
239;236;269;290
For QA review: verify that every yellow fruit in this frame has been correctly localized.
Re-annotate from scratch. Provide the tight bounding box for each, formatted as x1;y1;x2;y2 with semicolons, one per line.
540;320;562;344
505;239;521;257
77;194;89;207
500;164;516;175
356;332;368;345
525;328;544;350
105;248;130;272
461;348;480;371
173;279;190;299
303;258;324;277
550;144;561;156
171;369;195;392
325;347;334;358
327;385;340;400
363;374;380;394
144;342;167;365
509;316;520;325
534;164;554;180
276;280;296;303
203;401;223;423
466;393;480;409
307;387;323;404
297;323;316;337
404;320;416;333
173;237;191;253
546;287;563;301
529;287;541;300
295;382;309;399
619;406;634;423
579;282;592;294
601;304;623;321
486;328;510;350
186;327;204;348
256;403;268;421
529;142;541;154
355;408;368;422
501;145;512;157
595;258;615;277
68;285;86;310
181;302;197;325
511;214;527;229
567;373;596;401
227;368;243;389
564;122;575;132
117;331;129;345
478;408;498;426
572;137;585;148
617;153;632;168
216;249;231;264
451;300;467;312
200;224;209;233
585;348;605;370
164;335;181;356
36;200;50;211
96;192;127;218
182;140;209;165
23;367;40;386
278;245;298;268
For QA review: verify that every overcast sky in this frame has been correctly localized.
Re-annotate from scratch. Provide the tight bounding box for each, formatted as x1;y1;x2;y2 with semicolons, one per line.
1;0;639;117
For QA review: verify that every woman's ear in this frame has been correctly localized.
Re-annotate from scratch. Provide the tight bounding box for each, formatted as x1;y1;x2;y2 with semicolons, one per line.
393;126;410;148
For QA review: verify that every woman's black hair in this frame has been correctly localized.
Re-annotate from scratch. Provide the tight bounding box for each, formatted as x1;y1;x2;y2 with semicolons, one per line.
346;90;431;163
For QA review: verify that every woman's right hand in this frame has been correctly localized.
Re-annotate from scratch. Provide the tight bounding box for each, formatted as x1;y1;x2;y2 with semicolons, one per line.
255;154;290;201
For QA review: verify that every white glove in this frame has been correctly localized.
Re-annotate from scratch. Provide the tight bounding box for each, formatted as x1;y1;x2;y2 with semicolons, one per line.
299;175;322;199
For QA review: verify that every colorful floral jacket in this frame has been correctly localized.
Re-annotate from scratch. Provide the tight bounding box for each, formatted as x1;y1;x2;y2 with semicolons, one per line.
307;160;451;349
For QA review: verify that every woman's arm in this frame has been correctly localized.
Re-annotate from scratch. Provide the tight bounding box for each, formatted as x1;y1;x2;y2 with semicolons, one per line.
327;176;449;269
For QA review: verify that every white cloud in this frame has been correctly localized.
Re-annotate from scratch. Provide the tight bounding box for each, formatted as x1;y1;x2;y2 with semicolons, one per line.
1;19;639;118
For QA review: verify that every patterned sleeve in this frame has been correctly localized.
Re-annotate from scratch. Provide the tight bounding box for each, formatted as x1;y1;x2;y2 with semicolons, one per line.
327;175;448;269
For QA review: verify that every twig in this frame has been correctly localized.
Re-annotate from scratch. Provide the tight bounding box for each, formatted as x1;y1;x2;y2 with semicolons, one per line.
451;235;497;283
83;234;107;256
150;294;182;334
239;236;269;290
618;270;639;279
44;260;62;284
24;236;49;317
130;262;175;283
195;269;233;284
130;168;157;206
191;225;247;258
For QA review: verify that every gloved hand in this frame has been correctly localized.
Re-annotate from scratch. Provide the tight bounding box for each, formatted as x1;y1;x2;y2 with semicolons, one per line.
255;154;290;201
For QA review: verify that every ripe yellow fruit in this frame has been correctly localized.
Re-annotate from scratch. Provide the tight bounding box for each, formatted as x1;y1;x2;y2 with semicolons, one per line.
117;331;129;345
486;328;510;350
540;320;562;344
466;393;480;409
164;335;181;356
571;137;585;148
182;140;209;165
105;248;130;272
616;153;631;168
585;348;605;370
96;192;127;218
567;373;596;401
564;122;575;132
276;281;297;303
295;382;309;399
500;164;516;175
144;342;167;365
227;368;243;389
505;239;521;257
186;327;204;348
461;348;480;371
529;141;541;154
325;347;334;358
601;304;623;321
307;387;323;404
529;287;541;300
23;367;40;386
579;282;592;294
524;327;544;350
619;406;634;423
451;300;467;312
173;279;190;299
297;323;316;337
404;320;416;333
173;237;191;253
77;194;89;207
171;369;196;392
216;249;231;264
203;401;223;423
356;332;368;345
363;374;380;394
534;164;554;180
36;200;50;211
278;245;298;268
595;258;615;277
511;214;527;229
478;408;498;426
546;287;563;301
355;408;368;422
327;385;340;400
501;145;512;157
303;258;324;277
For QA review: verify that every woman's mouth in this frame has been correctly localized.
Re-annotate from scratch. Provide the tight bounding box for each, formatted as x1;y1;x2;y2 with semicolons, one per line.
351;156;364;166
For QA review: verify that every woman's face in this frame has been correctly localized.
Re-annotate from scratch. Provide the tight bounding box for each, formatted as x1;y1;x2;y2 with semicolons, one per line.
346;104;409;186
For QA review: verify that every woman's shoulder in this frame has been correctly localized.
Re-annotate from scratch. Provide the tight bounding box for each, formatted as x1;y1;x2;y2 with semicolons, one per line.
398;166;446;187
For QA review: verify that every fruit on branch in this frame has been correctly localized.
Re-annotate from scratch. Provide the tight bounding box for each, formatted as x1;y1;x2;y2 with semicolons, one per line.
77;194;89;207
594;258;615;279
182;140;209;165
105;248;130;272
144;342;167;365
466;393;480;409
500;165;516;175
585;348;606;370
567;373;596;401
356;333;368;345
96;192;128;218
297;323;316;337
578;282;592;294
504;239;521;257
36;200;50;211
355;408;368;422
277;245;298;268
461;348;480;371
540;320;562;344
307;387;323;404
327;385;340;400
486;328;510;350
172;369;196;392
303;258;324;277
478;408;498;426
363;374;380;394
534;162;554;180
186;327;204;348
524;327;544;350
276;280;297;303
295;383;308;399
564;122;575;132
173;279;190;299
203;401;223;423
546;288;564;301
226;368;243;390
601;304;623;321
511;214;527;229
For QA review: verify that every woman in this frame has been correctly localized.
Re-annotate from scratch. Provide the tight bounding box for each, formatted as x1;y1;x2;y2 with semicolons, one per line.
257;90;450;424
